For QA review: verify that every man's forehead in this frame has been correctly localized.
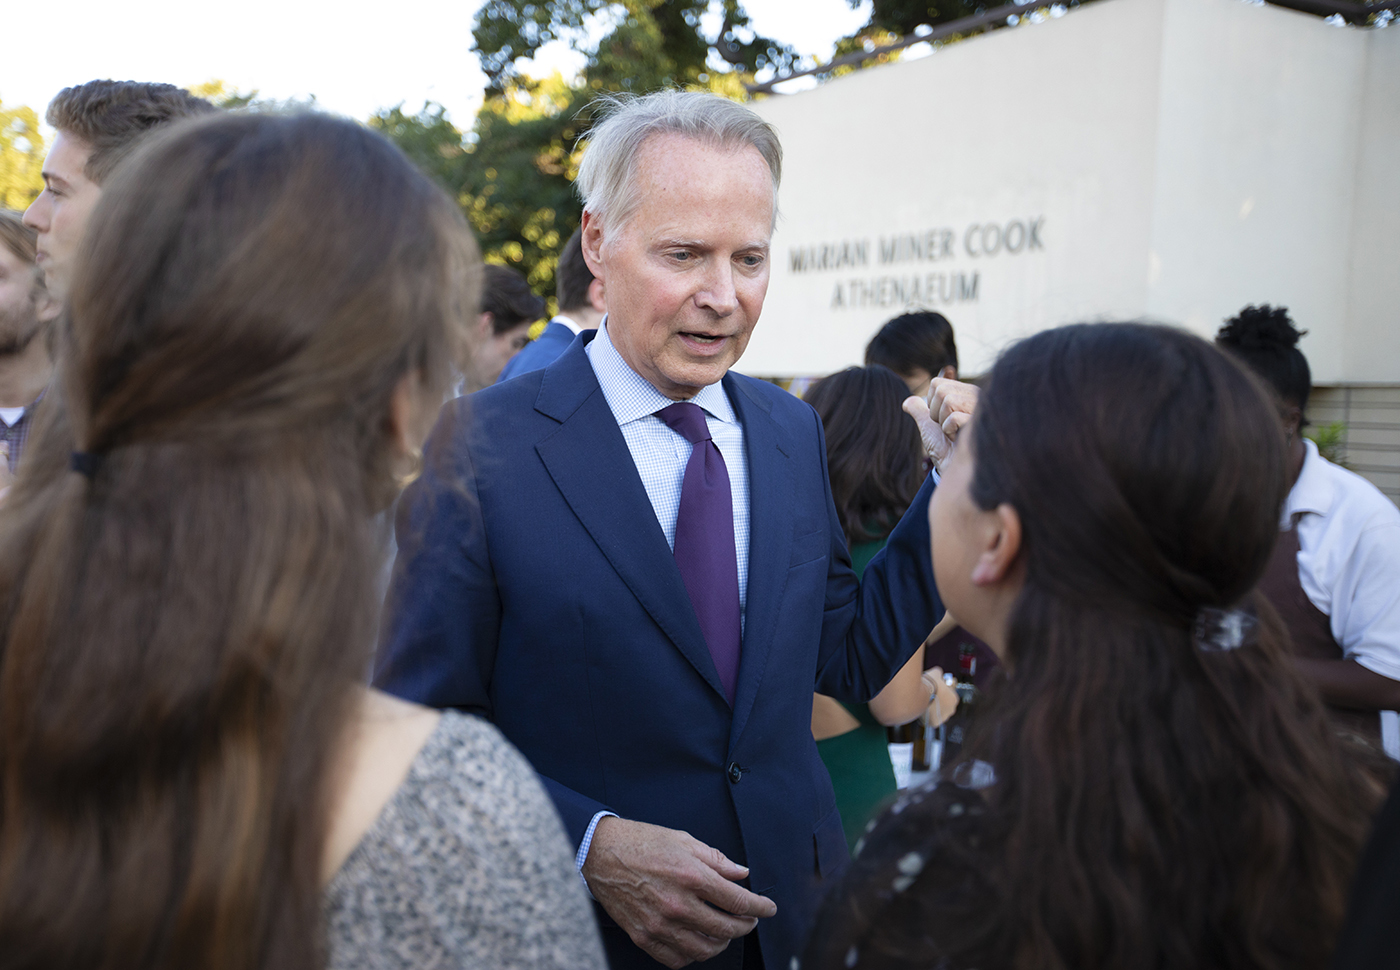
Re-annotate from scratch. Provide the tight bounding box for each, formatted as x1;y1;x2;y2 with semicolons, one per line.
627;137;772;214
633;131;768;179
43;131;96;183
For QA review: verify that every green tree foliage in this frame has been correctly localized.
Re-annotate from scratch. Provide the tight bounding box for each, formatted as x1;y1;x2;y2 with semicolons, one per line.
473;0;796;94
1306;420;1349;467
852;0;994;34
377;1;794;305
370;74;583;301
0;100;45;211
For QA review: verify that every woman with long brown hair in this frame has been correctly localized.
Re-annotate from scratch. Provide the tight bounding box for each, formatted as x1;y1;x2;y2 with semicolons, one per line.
801;323;1381;970
0;112;606;970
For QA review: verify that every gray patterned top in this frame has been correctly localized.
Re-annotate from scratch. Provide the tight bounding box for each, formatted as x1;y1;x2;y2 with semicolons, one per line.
324;710;607;970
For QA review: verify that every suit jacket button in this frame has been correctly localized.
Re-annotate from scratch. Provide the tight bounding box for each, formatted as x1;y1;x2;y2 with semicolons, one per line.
728;762;743;784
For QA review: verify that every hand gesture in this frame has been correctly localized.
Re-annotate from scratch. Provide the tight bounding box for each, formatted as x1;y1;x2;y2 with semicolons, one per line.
902;377;979;471
582;816;777;968
920;666;960;728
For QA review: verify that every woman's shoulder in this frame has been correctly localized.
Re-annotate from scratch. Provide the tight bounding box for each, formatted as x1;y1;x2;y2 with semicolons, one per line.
344;707;558;867
801;780;1004;970
406;708;543;807
324;707;606;969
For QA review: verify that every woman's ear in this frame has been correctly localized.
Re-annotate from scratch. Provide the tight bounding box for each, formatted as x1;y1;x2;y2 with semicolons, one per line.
386;373;431;460
36;290;62;325
970;502;1022;586
939;365;958;381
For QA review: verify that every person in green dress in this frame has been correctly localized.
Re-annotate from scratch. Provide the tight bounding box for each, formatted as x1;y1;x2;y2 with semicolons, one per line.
806;365;959;850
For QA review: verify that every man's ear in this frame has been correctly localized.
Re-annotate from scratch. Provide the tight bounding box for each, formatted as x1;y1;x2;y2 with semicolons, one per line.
580;210;606;280
939;365;957;381
477;312;495;339
587;277;606;313
970;503;1022;587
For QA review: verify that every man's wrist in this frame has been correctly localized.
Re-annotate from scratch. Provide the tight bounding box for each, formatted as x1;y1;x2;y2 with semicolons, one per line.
576;810;619;894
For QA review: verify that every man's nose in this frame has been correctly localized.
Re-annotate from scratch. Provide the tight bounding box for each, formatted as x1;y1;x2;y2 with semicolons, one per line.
22;193;49;233
695;260;738;317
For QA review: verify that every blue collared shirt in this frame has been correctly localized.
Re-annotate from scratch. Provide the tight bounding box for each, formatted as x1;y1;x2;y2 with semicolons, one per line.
585;319;750;617
573;319;753;882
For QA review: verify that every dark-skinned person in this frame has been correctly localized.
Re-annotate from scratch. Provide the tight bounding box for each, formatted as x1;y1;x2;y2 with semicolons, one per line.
805;365;960;851
801;323;1379;970
1217;305;1400;760
0;112;605;970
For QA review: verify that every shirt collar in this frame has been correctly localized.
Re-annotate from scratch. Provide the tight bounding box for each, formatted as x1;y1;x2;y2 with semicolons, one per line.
1283;438;1334;525
588;318;736;427
552;314;584;336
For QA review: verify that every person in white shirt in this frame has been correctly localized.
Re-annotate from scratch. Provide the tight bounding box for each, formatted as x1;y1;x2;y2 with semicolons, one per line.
1217;305;1400;756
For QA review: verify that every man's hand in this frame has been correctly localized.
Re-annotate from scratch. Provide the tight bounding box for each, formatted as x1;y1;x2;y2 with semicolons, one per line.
903;377;979;470
582;816;777;968
921;665;960;728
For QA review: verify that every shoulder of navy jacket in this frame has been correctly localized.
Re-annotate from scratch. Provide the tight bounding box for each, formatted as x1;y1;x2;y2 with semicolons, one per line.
726;372;798;458
532;335;602;424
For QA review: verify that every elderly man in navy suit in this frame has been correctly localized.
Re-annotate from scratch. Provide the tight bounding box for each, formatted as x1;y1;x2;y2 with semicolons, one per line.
377;91;974;970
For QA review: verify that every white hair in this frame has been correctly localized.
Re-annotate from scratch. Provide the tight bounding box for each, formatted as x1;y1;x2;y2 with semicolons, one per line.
575;90;782;230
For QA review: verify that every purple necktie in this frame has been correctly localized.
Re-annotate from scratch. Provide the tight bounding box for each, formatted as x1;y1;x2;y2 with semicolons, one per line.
657;402;742;703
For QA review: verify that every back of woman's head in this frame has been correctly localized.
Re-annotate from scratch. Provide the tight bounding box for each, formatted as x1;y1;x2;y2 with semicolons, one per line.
976;323;1283;624
0;112;479;970
804;365;923;545
958;323;1374;969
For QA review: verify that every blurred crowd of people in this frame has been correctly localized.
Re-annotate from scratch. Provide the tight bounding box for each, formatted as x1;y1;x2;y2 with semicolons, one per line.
0;79;1397;970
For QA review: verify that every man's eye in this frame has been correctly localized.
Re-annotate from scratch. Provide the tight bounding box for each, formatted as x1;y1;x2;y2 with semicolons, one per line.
669;251;692;261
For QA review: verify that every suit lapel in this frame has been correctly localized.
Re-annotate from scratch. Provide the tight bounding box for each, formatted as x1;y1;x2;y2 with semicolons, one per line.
726;374;795;744
533;338;729;702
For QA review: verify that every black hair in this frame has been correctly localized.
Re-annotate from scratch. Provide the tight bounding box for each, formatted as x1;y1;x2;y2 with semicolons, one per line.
480;264;545;335
864;311;959;379
803;365;924;545
555;227;597;313
1215;305;1311;420
802;323;1375;970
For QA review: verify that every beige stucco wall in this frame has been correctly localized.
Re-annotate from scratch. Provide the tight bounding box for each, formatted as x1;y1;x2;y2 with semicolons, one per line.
739;0;1398;383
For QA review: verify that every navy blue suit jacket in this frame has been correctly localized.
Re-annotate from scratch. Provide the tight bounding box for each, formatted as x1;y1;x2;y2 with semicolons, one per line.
498;319;577;382
376;332;941;969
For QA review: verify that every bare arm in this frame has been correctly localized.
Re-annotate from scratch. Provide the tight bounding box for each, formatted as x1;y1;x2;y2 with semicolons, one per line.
1294;657;1400;712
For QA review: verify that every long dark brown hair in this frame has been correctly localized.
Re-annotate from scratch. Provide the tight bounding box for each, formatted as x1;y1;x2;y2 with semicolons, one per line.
805;324;1378;970
0;113;478;969
804;365;924;544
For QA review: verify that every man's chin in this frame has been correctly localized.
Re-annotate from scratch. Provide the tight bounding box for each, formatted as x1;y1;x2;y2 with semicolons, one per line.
659;357;739;394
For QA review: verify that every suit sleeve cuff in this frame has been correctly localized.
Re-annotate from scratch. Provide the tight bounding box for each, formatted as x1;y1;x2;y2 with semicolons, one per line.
576;810;620;895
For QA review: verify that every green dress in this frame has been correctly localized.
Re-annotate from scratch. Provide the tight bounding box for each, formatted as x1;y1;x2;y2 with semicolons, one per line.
816;538;899;851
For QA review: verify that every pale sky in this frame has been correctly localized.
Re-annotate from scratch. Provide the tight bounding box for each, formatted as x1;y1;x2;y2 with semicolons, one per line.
4;0;872;134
